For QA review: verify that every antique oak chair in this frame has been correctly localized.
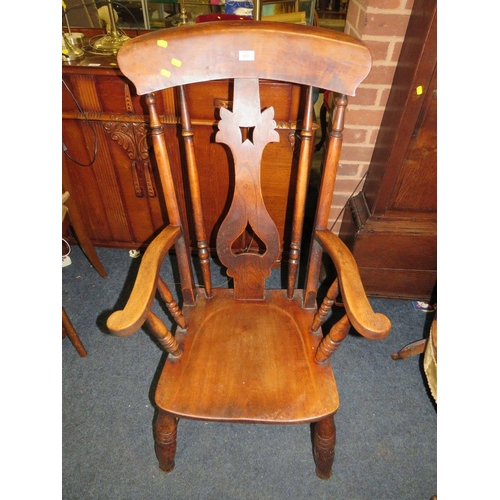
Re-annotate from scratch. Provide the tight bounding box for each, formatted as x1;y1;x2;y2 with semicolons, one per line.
107;21;391;479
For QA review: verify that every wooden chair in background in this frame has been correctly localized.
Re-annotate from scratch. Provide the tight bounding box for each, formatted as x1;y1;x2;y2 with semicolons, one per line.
392;309;437;403
107;22;391;479
63;152;107;356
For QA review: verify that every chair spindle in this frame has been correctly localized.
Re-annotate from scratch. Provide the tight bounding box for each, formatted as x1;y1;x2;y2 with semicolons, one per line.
178;85;213;298
304;94;347;309
287;85;315;299
157;276;187;329
311;278;339;331
146;310;182;357
146;93;196;305
315;314;351;363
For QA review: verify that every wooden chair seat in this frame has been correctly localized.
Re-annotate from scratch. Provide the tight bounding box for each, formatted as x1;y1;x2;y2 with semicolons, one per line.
156;289;338;423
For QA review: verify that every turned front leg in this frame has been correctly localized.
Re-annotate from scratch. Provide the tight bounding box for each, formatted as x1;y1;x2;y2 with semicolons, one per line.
155;410;178;473
313;415;336;479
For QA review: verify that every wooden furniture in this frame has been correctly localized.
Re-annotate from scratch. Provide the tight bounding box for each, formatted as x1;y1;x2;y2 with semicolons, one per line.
63;152;108;356
63;190;88;357
339;0;437;301
62;28;315;256
62;152;108;279
62;305;88;357
106;21;391;479
392;310;437;403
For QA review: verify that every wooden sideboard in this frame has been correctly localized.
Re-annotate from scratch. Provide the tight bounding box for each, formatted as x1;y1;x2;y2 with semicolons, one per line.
62;31;315;258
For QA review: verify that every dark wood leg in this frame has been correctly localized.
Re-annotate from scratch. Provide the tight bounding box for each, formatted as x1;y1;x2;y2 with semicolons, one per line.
313;414;336;479
391;338;427;360
63;151;107;279
62;307;87;357
155;410;178;473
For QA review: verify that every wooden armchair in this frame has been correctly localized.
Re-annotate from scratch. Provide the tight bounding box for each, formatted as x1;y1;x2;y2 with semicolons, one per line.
107;21;391;479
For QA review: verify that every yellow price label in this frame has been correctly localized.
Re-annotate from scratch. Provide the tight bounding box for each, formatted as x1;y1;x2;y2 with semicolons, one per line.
416;85;423;95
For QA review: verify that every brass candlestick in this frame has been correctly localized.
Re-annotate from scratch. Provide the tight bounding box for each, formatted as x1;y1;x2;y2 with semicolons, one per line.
92;0;130;54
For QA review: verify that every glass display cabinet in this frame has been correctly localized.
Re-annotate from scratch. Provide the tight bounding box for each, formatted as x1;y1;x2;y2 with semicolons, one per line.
63;0;317;30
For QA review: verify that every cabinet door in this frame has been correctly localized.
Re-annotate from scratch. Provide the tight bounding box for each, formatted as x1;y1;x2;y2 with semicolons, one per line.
389;65;437;215
63;73;172;248
339;0;437;300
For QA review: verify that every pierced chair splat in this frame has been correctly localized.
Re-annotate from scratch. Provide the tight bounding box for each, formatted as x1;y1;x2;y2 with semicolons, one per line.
106;21;391;480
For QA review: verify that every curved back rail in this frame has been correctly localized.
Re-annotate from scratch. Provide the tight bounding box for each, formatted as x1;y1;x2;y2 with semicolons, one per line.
117;21;371;97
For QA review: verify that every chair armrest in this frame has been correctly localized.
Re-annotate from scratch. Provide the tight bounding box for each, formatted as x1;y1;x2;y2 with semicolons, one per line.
107;225;181;337
315;229;391;340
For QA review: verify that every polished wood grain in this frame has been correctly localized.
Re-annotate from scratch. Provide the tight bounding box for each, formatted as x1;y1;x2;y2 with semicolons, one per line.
179;85;213;298
315;314;351;363
313;415;336;479
156;290;338;422
154;411;178;473
304;93;347;308
107;225;182;336
215;78;281;300
117;22;371;96
315;229;391;340
288;85;315;298
107;22;389;479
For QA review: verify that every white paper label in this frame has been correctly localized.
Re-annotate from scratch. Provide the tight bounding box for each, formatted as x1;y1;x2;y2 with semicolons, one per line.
239;50;255;61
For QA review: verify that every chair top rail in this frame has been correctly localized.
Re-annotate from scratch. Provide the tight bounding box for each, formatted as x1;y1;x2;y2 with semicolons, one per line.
117;21;371;96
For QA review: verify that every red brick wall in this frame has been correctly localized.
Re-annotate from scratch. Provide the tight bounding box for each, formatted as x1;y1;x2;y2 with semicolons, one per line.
328;0;415;232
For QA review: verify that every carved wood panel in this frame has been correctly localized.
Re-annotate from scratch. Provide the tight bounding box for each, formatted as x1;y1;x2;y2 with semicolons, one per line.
215;79;281;299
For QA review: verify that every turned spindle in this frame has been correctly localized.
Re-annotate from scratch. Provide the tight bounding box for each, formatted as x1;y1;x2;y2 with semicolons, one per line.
157;277;187;329
146;311;182;357
311;279;339;331
315;314;351;363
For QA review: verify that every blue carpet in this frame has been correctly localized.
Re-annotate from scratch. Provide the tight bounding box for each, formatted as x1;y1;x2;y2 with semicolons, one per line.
62;245;436;500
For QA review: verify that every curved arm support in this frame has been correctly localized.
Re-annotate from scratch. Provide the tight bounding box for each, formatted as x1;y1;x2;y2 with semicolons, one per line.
107;225;182;337
315;229;391;340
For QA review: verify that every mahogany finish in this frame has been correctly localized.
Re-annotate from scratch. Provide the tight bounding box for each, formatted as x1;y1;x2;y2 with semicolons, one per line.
107;21;391;479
